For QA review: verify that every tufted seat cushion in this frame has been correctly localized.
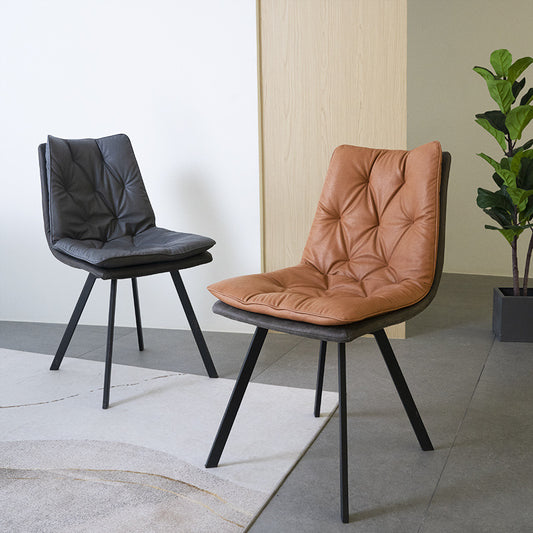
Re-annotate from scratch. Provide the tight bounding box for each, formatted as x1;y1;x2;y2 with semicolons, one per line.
45;134;214;268
53;226;215;268
208;142;442;326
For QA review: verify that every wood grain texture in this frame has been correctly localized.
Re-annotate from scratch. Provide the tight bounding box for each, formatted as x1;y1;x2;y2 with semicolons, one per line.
259;0;407;338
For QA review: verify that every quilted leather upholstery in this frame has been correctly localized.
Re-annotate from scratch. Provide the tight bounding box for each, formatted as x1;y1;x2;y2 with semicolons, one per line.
208;142;442;325
44;134;215;268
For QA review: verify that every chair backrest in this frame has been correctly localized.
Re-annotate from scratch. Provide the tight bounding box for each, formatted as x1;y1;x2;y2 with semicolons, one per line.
39;134;155;245
302;142;443;297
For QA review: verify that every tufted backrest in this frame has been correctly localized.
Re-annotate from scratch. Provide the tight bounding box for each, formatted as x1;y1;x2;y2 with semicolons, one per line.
45;134;155;244
302;142;442;293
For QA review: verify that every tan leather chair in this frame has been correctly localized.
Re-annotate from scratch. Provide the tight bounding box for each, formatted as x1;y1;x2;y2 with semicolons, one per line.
205;142;451;523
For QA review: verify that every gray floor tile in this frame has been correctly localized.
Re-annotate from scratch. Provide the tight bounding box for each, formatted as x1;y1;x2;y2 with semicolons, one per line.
0;321;132;357
2;273;532;532
249;400;447;533
248;332;492;531
75;329;303;378
407;273;512;337
419;341;533;533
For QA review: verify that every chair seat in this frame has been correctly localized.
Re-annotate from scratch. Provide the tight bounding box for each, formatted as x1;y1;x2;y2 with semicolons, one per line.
208;262;432;326
53;226;215;268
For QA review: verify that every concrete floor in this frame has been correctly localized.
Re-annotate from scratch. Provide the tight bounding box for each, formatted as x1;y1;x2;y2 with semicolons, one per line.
1;273;532;532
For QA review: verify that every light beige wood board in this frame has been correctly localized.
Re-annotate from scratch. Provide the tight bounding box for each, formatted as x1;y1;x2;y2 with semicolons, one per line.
258;0;407;338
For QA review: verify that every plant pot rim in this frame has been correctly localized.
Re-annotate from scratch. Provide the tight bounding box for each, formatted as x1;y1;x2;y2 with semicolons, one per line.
494;287;533;297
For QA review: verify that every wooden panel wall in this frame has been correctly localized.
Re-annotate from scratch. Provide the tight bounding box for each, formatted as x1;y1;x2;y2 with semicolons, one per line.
258;0;407;337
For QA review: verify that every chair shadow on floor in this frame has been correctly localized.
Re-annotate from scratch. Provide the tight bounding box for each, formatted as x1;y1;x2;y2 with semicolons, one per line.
351;494;430;523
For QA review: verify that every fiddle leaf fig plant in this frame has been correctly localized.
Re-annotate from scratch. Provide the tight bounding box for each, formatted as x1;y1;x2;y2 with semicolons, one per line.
474;48;533;296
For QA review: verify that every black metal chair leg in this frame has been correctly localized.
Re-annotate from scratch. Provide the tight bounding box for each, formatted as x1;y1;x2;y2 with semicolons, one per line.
102;279;117;410
205;327;268;468
338;342;349;523
131;278;144;351
373;329;433;451
314;341;327;417
170;271;218;378
50;273;96;371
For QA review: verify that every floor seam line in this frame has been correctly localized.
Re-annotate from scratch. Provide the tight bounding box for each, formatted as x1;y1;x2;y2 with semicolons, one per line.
251;336;308;382
416;335;496;533
73;328;142;358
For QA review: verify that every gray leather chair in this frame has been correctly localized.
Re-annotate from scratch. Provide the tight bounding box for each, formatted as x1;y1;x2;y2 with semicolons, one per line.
38;134;218;408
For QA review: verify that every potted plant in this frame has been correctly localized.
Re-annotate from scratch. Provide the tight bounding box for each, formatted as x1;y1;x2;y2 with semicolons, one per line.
473;48;533;341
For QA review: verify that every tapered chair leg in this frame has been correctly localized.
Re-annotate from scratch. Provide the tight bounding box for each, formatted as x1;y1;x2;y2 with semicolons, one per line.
205;327;268;468
338;342;349;523
131;278;144;351
170;271;218;378
314;341;327;417
50;273;97;371
102;279;117;410
373;329;433;451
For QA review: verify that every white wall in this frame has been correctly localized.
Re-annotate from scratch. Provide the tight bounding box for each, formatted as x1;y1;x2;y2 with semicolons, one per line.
0;0;260;332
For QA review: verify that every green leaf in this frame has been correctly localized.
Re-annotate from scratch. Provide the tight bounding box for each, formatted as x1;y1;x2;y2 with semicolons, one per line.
513;78;526;98
508;56;533;84
518;157;533;190
475;118;507;151
506;186;533;210
475;111;508;133
487;79;515;113
516;139;533;152
477;188;498;209
473;66;496;81
505;105;533;139
492;172;504;187
500;157;511;170
483;207;513;227
477;152;517;187
510;149;533;174
490;49;512;77
477;188;514;211
499;227;523;244
520;198;533;222
520;88;533;106
478;152;501;169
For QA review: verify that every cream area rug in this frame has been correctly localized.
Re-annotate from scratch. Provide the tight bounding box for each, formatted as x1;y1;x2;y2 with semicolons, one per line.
0;348;337;532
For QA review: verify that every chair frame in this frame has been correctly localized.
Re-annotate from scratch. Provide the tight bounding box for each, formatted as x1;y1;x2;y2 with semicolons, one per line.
38;143;217;409
205;152;451;523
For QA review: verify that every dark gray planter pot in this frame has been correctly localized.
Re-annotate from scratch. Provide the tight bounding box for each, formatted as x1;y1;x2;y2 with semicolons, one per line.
493;287;533;342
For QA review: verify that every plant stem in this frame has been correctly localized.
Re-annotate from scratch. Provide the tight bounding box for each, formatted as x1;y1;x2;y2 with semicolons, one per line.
512;236;520;296
507;126;521;295
523;229;533;295
505;135;517;157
